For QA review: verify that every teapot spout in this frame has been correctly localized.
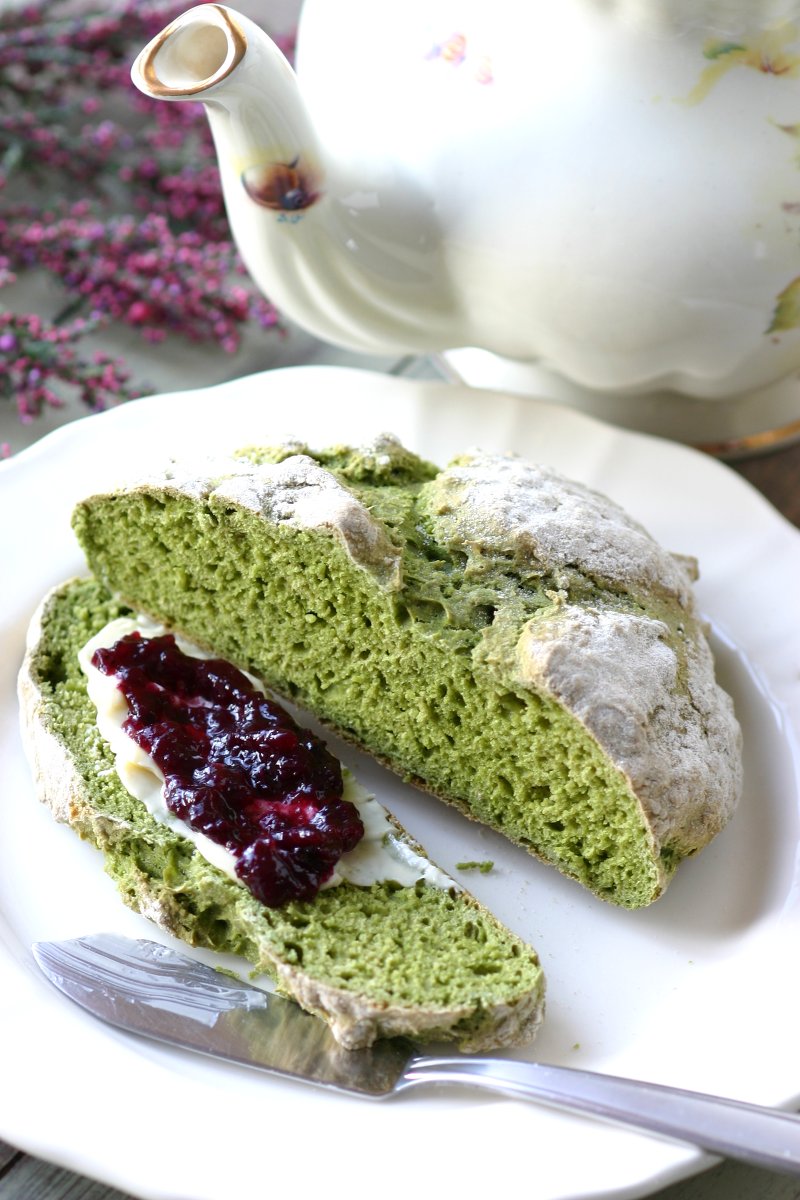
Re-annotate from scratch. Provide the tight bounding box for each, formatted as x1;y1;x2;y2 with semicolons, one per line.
132;4;248;99
132;6;458;354
132;5;324;213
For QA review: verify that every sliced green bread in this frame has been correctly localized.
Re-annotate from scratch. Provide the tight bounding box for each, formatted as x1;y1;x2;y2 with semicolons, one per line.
69;433;742;912
19;576;545;1051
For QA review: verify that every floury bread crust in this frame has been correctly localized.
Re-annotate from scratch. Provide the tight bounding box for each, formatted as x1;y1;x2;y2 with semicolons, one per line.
19;577;545;1051
72;435;743;909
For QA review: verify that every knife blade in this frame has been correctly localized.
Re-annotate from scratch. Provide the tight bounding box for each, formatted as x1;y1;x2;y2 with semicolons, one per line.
32;933;800;1175
32;932;411;1097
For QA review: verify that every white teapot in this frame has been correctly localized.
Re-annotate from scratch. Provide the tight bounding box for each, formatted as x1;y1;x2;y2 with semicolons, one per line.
133;1;800;446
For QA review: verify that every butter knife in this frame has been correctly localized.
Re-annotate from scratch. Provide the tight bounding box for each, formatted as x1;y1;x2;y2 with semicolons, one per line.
32;933;800;1175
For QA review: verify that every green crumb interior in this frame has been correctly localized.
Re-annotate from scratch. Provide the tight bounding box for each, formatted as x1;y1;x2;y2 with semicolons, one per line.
72;442;670;908
29;578;543;1045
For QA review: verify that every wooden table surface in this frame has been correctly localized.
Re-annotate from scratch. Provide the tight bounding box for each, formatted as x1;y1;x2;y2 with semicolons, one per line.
2;348;800;1200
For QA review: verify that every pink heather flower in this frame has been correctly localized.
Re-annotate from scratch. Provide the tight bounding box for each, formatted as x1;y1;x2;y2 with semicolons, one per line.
1;206;281;348
0;0;289;431
0;311;140;423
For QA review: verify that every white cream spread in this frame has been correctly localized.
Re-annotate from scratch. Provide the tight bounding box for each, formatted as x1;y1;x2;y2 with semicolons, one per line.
78;617;455;894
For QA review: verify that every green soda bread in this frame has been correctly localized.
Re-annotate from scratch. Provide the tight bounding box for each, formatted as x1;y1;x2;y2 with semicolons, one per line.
70;434;742;909
19;576;545;1051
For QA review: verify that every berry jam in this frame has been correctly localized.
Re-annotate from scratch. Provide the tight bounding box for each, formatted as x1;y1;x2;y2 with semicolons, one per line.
92;632;364;907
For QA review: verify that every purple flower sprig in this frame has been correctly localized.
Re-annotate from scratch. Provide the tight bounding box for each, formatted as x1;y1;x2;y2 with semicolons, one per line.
0;0;294;439
0;204;281;351
0;311;139;424
0;2;191;187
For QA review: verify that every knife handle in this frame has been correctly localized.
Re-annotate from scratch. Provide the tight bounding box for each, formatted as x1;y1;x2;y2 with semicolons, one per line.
400;1055;800;1175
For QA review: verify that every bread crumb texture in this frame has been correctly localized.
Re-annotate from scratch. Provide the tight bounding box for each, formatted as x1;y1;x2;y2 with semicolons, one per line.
71;433;742;909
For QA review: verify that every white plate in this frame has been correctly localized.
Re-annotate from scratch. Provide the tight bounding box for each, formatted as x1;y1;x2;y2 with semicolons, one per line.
2;365;800;1200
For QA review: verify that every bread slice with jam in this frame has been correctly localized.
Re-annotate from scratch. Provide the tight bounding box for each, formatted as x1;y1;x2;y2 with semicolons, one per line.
19;576;546;1052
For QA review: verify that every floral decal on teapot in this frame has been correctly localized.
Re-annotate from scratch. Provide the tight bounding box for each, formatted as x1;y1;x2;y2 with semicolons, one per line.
241;155;322;217
687;26;800;103
684;26;800;333
425;33;493;85
768;278;800;333
767;123;800;332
